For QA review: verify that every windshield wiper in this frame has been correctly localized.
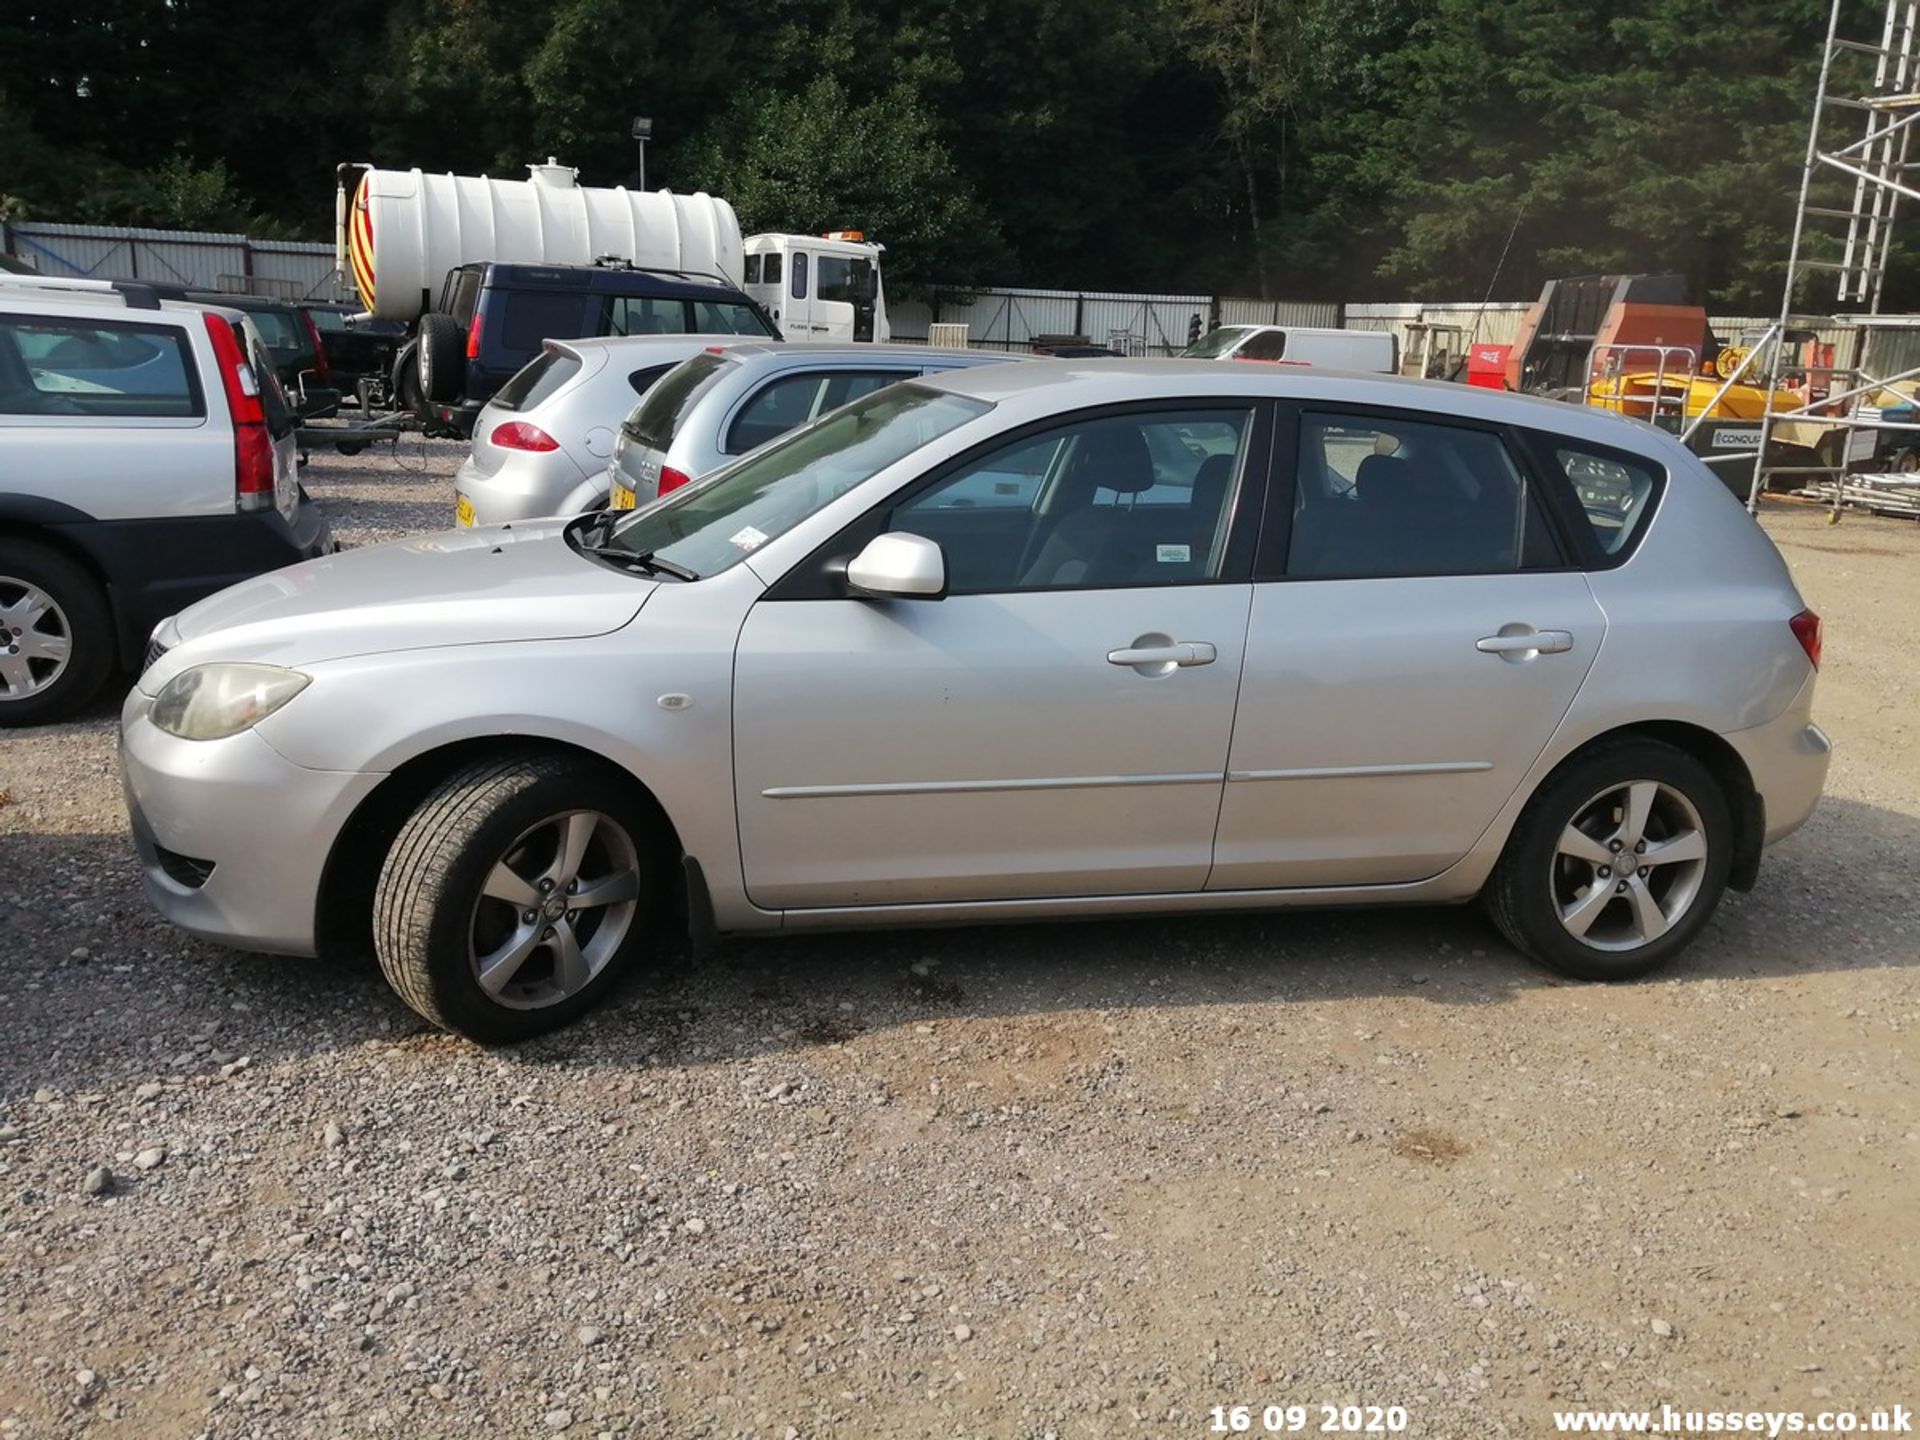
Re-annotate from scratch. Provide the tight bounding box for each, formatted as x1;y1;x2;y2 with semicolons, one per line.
574;538;699;582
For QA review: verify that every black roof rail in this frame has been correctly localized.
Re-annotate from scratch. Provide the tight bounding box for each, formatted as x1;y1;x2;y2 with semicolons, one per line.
109;280;163;310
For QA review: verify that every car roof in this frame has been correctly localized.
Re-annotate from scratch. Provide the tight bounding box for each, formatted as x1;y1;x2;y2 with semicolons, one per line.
552;333;761;361
0;278;244;324
477;262;748;298
912;359;1677;455
707;342;1021;370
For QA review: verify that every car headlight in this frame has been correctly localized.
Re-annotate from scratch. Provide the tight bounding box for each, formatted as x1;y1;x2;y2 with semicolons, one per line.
150;663;310;741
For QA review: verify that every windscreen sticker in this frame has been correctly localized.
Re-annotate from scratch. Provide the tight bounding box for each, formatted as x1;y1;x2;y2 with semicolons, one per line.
1156;543;1191;564
729;525;770;552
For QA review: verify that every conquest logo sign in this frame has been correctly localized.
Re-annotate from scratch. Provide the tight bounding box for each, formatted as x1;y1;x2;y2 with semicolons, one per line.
1711;427;1763;448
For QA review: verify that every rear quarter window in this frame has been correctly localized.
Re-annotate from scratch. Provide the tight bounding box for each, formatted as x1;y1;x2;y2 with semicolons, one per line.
0;314;203;418
1534;439;1664;560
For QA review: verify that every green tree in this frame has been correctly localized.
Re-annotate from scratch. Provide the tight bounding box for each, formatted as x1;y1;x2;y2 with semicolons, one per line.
683;76;1007;291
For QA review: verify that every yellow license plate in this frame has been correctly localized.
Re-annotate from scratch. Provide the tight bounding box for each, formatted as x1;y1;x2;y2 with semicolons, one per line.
456;494;475;527
608;483;637;511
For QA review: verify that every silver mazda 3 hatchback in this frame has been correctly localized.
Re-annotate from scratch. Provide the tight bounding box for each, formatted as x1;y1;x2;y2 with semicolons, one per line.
122;363;1830;1043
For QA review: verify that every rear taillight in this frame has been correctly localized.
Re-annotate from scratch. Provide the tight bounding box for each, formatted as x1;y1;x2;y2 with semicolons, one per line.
659;465;693;495
301;310;331;382
466;308;485;361
491;421;558;452
203;314;275;511
1790;609;1823;669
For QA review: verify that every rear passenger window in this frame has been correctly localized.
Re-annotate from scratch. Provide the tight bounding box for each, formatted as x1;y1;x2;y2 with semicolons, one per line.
761;253;783;287
0;316;201;418
791;253;809;300
1285;412;1561;578
743;255;762;285
1548;445;1658;556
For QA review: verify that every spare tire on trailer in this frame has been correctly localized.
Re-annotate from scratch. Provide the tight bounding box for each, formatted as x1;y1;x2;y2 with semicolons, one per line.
416;312;465;404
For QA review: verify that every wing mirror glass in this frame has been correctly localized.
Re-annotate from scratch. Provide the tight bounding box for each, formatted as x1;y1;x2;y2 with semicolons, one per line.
846;532;946;599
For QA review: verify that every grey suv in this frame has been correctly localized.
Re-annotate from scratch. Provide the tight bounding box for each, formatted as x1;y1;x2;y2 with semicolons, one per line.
0;277;333;725
607;342;1023;507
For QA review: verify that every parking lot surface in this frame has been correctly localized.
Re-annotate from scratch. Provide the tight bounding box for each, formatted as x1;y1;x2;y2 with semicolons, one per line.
2;446;1915;1438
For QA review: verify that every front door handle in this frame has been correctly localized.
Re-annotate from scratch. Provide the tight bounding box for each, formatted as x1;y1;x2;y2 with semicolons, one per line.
1476;627;1574;657
1107;641;1217;668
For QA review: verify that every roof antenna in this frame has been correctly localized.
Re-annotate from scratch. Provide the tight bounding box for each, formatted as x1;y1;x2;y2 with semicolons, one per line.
1467;194;1529;354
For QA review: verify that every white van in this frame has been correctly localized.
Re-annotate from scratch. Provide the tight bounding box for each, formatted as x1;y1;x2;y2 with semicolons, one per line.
1183;324;1395;372
743;233;891;344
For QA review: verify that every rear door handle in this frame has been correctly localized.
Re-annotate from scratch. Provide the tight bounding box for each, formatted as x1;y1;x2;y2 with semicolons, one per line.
1476;628;1574;656
1108;642;1217;668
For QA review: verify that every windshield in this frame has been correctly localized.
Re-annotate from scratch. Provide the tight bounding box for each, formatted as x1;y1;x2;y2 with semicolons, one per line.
598;385;990;578
622;350;731;447
1181;327;1248;359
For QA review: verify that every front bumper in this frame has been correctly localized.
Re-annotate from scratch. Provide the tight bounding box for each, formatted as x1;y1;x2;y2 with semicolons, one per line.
120;690;382;956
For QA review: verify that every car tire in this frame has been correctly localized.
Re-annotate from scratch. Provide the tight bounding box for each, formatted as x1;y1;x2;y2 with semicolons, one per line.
415;312;465;405
373;754;669;1043
0;540;115;728
1484;738;1733;982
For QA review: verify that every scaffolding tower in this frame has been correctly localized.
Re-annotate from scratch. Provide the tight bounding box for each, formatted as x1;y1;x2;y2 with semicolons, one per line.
1748;0;1920;515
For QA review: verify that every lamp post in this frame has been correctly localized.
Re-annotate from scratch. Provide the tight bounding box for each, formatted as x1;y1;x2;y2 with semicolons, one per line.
631;116;653;191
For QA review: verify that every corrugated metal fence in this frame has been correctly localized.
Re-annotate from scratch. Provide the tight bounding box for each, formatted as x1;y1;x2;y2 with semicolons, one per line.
1;223;1873;367
892;288;1341;353
2;221;346;301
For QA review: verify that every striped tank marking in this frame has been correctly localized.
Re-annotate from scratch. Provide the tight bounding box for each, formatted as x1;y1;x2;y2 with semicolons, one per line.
348;174;376;309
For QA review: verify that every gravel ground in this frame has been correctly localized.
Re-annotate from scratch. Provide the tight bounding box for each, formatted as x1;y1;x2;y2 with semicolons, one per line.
1;445;1916;1439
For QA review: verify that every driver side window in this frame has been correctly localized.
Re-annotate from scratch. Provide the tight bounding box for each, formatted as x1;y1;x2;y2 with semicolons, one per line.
888;409;1251;593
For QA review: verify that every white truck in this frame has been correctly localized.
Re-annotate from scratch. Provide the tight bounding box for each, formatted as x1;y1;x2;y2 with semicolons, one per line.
338;159;891;344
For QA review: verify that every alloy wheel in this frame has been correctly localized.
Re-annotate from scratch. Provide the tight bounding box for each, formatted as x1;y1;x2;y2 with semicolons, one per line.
468;809;643;1010
0;577;74;702
1551;780;1709;953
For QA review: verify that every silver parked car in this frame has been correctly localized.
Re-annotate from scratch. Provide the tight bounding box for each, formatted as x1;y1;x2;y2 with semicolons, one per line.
606;342;1023;508
0;276;331;726
123;362;1828;1044
453;335;739;527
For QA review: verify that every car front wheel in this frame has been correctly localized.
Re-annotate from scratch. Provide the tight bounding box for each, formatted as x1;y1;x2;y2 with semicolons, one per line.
374;755;668;1042
1485;738;1733;981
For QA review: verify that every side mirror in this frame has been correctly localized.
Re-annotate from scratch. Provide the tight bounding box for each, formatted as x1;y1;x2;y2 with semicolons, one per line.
846;532;946;600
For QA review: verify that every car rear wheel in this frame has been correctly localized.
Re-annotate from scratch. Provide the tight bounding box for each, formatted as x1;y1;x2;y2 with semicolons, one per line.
415;312;465;404
373;755;668;1042
1485;738;1732;981
0;541;114;728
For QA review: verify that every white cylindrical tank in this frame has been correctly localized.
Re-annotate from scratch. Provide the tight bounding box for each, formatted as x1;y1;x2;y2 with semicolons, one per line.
344;159;744;321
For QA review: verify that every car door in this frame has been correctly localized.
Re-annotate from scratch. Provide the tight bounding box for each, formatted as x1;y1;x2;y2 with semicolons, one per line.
1208;405;1606;889
731;402;1271;910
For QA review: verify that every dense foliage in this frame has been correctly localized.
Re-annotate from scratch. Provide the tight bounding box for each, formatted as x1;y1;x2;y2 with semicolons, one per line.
0;0;1897;306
